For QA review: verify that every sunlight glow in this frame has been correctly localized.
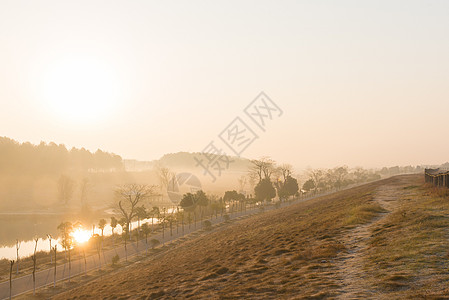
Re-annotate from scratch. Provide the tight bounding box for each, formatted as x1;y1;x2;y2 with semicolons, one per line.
71;228;91;244
42;57;120;125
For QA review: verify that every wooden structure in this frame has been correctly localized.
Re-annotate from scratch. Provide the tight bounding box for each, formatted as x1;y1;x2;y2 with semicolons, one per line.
425;168;449;187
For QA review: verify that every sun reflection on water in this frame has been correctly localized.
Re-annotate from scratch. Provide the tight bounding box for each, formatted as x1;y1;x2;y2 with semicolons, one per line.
71;228;91;244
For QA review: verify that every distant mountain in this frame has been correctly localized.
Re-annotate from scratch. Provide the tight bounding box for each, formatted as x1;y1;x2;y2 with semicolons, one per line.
124;152;251;173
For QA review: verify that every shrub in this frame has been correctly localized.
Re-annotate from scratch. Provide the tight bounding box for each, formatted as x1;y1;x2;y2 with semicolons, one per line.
223;214;230;222
203;220;212;231
112;254;120;266
150;238;160;249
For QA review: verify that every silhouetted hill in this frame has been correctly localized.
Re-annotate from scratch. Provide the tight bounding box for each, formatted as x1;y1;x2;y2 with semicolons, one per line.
124;151;251;173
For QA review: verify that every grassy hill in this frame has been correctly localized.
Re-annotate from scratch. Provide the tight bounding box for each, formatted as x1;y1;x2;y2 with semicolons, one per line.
35;175;449;298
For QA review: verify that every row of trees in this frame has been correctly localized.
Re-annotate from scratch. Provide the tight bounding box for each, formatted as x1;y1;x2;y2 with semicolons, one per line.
248;158;299;202
0;137;123;176
244;158;394;201
302;166;382;193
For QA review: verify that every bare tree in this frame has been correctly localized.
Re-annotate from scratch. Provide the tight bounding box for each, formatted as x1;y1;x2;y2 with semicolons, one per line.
274;164;298;201
249;157;276;182
115;184;155;234
247;173;257;195
156;166;175;193
278;164;293;181
32;238;38;295
15;240;20;275
9;260;14;300
53;246;57;288
307;168;325;192
237;175;247;194
47;234;53;264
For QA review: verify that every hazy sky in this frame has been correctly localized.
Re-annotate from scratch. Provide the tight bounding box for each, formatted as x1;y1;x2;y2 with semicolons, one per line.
1;0;448;169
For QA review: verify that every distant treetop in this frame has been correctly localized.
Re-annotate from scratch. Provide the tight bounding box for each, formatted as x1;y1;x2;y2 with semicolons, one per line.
0;136;123;176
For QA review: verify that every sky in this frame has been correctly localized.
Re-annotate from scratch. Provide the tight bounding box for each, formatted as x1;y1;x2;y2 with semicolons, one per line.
1;0;449;170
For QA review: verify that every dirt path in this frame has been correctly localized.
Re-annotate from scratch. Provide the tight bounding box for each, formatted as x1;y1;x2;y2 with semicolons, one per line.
334;183;405;299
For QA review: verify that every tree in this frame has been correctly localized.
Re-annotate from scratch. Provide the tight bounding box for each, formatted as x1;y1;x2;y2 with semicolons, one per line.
119;218;128;261
180;193;196;210
249;157;276;182
209;195;222;218
92;234;103;270
135;205;147;237
353;167;368;183
58;175;74;205
150;207;159;232
15;240;20;275
278;164;293;181
115;184;155;236
223;190;245;213
98;219;107;237
307;169;325;192
203;220;212;231
332;166;349;190
156;165;175;195
112;254;120;266
237;175;247;194
47;234;53;264
223;190;240;203
254;178;276;202
302;179;315;192
97;219;106;265
248;173;257;193
276;175;299;201
195;190;209;220
150;238;160;250
141;223;151;245
196;190;208;207
160;210;168;242
110;216;118;236
57;221;73;281
9;260;14;300
52;246;57;288
31;238;38;295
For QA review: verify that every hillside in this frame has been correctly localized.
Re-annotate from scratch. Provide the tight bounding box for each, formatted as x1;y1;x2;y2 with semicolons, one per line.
49;174;449;299
124;152;251;173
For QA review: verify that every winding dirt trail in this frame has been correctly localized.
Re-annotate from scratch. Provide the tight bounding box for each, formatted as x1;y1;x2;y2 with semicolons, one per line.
334;182;405;299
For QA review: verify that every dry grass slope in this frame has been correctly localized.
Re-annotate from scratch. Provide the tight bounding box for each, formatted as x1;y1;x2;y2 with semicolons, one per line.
48;175;449;299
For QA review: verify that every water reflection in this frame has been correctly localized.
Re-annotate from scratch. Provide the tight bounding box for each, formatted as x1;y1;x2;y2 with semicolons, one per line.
0;215;160;260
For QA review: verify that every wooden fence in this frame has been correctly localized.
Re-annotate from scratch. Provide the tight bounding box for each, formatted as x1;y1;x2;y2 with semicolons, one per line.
425;168;449;187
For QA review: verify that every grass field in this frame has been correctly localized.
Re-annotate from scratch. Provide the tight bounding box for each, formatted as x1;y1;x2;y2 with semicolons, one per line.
42;174;449;299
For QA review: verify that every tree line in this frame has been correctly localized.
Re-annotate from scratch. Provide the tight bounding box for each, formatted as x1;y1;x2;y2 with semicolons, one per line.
0;137;123;176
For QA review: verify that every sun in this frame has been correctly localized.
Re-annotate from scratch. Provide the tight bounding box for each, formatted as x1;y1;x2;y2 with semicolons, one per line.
71;228;91;244
42;57;120;125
